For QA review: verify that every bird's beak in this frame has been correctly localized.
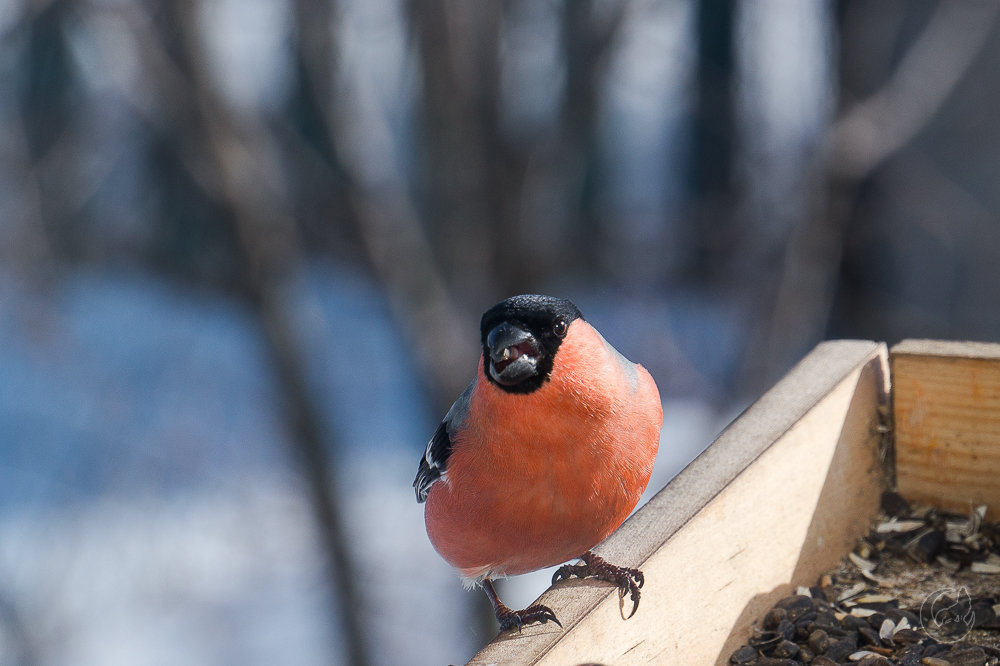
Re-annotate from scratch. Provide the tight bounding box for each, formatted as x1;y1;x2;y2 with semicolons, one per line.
487;322;540;386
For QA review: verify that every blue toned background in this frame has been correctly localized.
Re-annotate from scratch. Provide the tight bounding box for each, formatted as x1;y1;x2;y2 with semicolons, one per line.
2;1;999;664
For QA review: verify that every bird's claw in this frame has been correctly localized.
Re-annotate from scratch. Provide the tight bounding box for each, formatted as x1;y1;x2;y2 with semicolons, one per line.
617;575;642;620
551;551;644;620
495;603;562;633
551;562;589;585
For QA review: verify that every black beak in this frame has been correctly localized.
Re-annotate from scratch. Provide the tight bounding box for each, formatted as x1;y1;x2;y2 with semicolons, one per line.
486;323;540;386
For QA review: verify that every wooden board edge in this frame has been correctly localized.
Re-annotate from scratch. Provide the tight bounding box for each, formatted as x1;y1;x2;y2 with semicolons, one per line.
891;338;1000;360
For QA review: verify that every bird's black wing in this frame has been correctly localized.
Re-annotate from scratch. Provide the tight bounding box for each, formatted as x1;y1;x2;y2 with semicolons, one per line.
413;381;473;503
414;421;451;503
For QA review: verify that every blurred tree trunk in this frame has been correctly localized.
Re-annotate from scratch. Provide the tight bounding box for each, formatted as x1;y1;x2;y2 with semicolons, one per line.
139;4;371;664
557;0;628;278
289;0;479;413
284;0;363;257
407;0;505;303
14;0;77;284
406;5;501;642
406;1;627;299
683;0;737;285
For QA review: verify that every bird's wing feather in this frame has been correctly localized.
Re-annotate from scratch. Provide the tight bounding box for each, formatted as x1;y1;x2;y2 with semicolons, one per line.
413;380;474;502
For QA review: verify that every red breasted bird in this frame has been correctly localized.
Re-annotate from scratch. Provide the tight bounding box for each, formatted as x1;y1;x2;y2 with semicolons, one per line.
414;295;662;631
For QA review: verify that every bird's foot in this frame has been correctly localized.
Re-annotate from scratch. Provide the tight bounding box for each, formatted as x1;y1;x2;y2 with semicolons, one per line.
494;602;562;633
552;550;644;620
482;579;562;633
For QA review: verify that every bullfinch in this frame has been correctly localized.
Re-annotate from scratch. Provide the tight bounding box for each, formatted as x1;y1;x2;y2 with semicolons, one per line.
413;295;663;631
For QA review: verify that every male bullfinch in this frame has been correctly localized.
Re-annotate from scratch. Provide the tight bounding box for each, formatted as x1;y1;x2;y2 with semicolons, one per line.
413;295;662;631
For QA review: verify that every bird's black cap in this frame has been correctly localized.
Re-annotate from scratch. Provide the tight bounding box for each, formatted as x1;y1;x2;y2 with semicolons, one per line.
480;295;583;394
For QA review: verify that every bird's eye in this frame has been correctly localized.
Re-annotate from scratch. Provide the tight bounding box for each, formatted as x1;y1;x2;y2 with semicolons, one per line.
553;319;567;337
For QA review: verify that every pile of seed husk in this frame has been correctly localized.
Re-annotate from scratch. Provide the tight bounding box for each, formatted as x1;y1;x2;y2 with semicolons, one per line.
729;492;1000;665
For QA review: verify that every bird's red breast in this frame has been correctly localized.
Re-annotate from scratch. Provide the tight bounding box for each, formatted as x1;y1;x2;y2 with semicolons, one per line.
423;319;662;582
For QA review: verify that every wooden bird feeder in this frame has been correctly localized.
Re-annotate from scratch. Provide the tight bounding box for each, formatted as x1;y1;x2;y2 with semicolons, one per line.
467;339;1000;665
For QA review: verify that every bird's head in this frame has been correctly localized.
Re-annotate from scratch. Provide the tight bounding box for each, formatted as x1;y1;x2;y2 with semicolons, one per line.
479;295;583;394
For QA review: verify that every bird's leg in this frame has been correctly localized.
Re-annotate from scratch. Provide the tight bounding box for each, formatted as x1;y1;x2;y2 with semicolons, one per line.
481;579;561;632
551;550;644;620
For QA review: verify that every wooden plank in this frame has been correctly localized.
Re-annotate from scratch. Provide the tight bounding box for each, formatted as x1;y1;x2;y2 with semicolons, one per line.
468;340;889;665
892;339;1000;521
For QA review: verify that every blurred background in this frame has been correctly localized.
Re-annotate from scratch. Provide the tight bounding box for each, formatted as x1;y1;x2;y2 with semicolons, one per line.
1;0;999;663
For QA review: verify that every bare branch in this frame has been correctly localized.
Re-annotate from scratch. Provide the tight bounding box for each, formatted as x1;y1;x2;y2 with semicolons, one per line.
829;1;1000;178
758;2;999;387
294;0;478;408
